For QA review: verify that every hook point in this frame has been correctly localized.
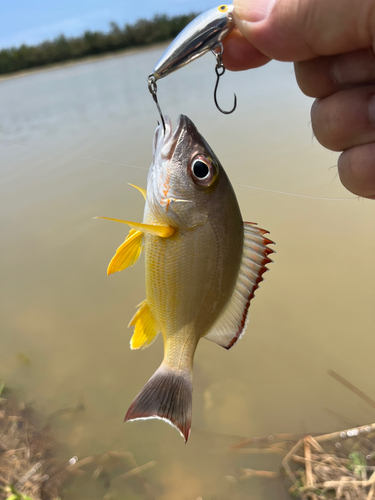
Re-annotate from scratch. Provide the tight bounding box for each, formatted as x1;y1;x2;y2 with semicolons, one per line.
214;84;237;115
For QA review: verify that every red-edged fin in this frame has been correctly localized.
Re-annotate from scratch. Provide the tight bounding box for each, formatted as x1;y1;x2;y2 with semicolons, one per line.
204;222;274;350
125;364;192;442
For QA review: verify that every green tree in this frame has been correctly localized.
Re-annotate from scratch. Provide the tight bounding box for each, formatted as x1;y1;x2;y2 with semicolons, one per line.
0;13;197;75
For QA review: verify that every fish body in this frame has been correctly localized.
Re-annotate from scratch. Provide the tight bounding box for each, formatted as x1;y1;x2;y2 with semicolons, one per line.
99;115;273;441
144;115;244;358
152;5;235;80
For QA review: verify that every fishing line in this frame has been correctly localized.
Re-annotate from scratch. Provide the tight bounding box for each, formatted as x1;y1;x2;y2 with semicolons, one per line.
0;140;357;201
232;182;356;201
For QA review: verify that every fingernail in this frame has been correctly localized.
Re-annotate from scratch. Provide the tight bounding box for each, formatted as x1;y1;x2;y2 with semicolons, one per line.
234;0;277;23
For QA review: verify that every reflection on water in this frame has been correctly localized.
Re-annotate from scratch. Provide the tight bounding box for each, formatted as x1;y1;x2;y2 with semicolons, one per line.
1;46;375;499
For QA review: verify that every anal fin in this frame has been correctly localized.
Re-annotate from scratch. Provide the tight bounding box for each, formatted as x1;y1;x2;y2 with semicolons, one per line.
129;300;160;350
204;222;274;350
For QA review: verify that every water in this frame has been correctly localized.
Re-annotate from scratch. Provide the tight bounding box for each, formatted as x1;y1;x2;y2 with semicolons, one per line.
1;46;375;499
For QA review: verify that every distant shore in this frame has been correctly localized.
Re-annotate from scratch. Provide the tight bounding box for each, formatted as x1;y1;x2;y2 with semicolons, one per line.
0;42;169;83
0;13;196;81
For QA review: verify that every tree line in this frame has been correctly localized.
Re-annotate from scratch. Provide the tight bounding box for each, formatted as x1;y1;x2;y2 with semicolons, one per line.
0;13;197;75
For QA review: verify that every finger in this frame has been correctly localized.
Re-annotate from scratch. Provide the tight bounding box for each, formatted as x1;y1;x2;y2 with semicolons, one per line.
295;49;375;99
222;29;271;71
338;144;375;198
233;0;375;62
311;86;375;152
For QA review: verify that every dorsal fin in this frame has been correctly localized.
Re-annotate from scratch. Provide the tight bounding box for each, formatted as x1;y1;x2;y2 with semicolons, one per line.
204;223;274;350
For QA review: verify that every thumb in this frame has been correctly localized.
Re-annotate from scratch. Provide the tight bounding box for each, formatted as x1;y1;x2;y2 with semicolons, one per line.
233;0;375;62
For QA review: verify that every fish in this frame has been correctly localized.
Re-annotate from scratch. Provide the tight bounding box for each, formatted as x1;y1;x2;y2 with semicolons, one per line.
97;115;274;442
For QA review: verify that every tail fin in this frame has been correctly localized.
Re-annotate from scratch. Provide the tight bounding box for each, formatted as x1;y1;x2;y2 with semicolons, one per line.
124;364;192;442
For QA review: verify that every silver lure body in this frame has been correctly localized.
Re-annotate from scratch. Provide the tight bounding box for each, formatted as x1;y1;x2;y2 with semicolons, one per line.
152;5;235;80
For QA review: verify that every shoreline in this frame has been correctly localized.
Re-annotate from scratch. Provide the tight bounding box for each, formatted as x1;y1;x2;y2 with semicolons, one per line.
0;41;169;83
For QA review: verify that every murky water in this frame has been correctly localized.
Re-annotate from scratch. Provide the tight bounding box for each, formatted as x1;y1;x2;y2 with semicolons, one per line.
1;45;375;499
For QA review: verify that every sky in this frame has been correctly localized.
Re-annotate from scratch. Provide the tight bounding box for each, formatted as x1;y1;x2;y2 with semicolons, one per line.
0;0;220;50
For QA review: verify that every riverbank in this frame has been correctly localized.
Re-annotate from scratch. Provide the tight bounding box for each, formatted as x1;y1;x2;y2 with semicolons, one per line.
3;371;375;500
0;384;157;500
0;13;195;79
0;42;168;83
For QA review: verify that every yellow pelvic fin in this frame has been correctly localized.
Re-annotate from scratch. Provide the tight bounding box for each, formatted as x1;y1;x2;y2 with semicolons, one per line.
128;300;160;350
95;217;176;238
128;183;147;200
107;229;144;275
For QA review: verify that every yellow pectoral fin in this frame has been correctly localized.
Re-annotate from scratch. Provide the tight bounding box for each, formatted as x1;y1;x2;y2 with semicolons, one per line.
107;229;144;275
128;300;160;350
95;217;176;238
128;183;147;200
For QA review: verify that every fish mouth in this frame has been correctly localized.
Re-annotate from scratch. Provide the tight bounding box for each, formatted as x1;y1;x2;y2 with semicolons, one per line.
173;114;197;141
153;114;195;161
174;114;198;142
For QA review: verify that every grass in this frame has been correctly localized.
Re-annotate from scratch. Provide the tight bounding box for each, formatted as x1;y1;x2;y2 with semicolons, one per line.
0;383;156;500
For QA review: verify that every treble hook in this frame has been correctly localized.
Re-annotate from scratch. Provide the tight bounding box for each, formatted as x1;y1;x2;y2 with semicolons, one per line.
148;74;166;132
212;44;237;115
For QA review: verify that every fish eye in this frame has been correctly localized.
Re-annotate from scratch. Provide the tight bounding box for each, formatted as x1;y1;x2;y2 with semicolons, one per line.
190;156;217;187
218;5;228;12
193;161;209;179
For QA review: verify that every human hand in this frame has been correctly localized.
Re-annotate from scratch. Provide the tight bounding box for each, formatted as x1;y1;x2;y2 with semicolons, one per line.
222;0;375;199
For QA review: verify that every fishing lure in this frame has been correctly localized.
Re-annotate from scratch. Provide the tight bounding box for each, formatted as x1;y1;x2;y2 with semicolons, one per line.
148;5;237;128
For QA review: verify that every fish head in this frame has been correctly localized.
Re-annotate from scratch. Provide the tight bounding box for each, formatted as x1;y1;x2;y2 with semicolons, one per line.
147;114;235;229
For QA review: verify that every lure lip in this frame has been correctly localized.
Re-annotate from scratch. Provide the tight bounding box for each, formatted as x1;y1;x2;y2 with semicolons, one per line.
152;5;235;81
